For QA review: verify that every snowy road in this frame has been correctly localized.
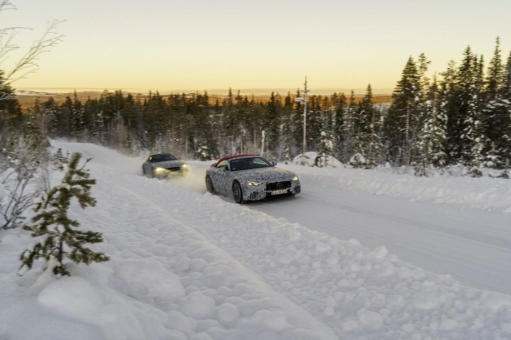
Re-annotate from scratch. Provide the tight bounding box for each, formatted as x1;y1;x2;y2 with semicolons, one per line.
248;182;511;295
182;162;511;295
56;141;511;296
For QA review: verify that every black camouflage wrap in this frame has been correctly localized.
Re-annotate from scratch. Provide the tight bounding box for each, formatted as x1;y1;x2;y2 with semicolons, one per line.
206;156;301;202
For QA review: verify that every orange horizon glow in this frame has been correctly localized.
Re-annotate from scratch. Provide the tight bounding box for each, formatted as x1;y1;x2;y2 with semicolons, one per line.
3;1;510;95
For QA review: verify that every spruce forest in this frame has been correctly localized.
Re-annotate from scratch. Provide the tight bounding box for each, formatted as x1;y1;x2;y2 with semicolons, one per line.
2;38;511;177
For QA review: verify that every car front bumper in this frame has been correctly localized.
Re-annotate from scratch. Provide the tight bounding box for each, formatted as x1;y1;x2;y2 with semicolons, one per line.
152;168;188;178
242;180;301;201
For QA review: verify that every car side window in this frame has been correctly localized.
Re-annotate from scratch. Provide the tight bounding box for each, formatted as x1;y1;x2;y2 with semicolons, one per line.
252;157;271;167
217;160;228;169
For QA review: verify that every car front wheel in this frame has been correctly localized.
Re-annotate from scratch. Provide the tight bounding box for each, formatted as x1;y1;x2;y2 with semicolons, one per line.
206;175;215;194
232;181;244;204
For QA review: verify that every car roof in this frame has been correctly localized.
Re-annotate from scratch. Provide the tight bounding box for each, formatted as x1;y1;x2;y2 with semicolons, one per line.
150;153;174;157
211;154;258;167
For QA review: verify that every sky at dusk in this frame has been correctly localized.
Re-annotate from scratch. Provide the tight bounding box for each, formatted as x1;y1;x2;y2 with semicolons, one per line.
2;0;510;94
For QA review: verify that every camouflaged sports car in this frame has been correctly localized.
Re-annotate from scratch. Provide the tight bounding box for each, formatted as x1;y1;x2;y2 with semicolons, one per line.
205;155;301;203
142;153;188;178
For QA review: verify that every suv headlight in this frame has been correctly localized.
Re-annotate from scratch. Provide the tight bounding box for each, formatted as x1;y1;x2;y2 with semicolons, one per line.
154;167;166;173
181;164;189;170
247;181;261;186
292;175;299;181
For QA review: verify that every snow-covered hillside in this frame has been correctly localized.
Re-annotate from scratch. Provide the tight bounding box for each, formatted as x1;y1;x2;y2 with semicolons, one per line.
1;141;511;340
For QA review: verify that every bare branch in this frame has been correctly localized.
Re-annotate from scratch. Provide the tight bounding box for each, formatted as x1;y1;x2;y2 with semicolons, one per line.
0;29;29;64
0;1;65;87
3;19;65;84
0;1;23;68
0;0;16;12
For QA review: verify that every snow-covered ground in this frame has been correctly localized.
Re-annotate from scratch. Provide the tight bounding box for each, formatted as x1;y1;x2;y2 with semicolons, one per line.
1;141;511;340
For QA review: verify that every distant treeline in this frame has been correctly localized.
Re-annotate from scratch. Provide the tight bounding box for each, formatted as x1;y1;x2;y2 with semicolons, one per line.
2;38;511;177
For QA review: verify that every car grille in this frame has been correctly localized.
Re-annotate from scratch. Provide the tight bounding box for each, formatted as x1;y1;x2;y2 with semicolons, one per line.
166;167;182;172
266;181;291;191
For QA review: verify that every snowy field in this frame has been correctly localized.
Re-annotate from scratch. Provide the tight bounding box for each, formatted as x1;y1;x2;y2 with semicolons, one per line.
1;141;511;340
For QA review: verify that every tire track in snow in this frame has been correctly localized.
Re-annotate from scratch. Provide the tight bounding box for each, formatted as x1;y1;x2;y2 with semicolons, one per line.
249;187;511;294
96;170;340;339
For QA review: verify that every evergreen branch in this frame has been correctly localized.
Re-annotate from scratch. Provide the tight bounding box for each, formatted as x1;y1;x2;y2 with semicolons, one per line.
18;151;107;276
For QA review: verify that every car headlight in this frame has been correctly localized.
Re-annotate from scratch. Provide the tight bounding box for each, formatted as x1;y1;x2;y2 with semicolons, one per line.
247;181;261;186
154;167;166;173
181;164;188;170
292;175;299;181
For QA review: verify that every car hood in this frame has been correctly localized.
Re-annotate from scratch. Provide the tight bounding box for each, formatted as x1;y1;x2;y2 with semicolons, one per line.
153;160;185;168
234;167;296;182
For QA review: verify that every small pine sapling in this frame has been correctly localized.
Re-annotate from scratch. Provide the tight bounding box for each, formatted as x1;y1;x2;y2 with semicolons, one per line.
19;152;109;276
283;145;291;165
349;153;367;169
315;131;334;167
497;159;510;179
51;148;68;170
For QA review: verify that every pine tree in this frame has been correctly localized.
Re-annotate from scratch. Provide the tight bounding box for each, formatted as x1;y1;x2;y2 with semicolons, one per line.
482;38;510;165
484;142;504;169
497;159;509;179
385;56;422;166
503;52;511;168
504;52;511;96
315;131;334;167
356;84;381;168
332;92;347;161
292;89;304;155
52;148;67;168
486;37;504;100
38;97;60;138
417;53;431;93
283;144;291;164
306;95;322;152
281;93;294;164
0;70;23;123
459;51;485;177
264;92;281;158
342;91;357;163
349;153;366;168
463;119;485;178
72;91;86;141
60;96;74;138
194;102;219;161
223;88;237;153
439;60;462;164
365;104;384;169
414;77;447;176
22;112;50;156
19;152;109;276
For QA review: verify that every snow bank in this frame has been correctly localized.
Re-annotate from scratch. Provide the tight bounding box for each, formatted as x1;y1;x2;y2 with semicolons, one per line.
1;141;511;340
281;159;511;213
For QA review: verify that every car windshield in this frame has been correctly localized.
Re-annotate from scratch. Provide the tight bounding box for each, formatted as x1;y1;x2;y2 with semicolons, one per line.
152;154;177;162
229;157;273;171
